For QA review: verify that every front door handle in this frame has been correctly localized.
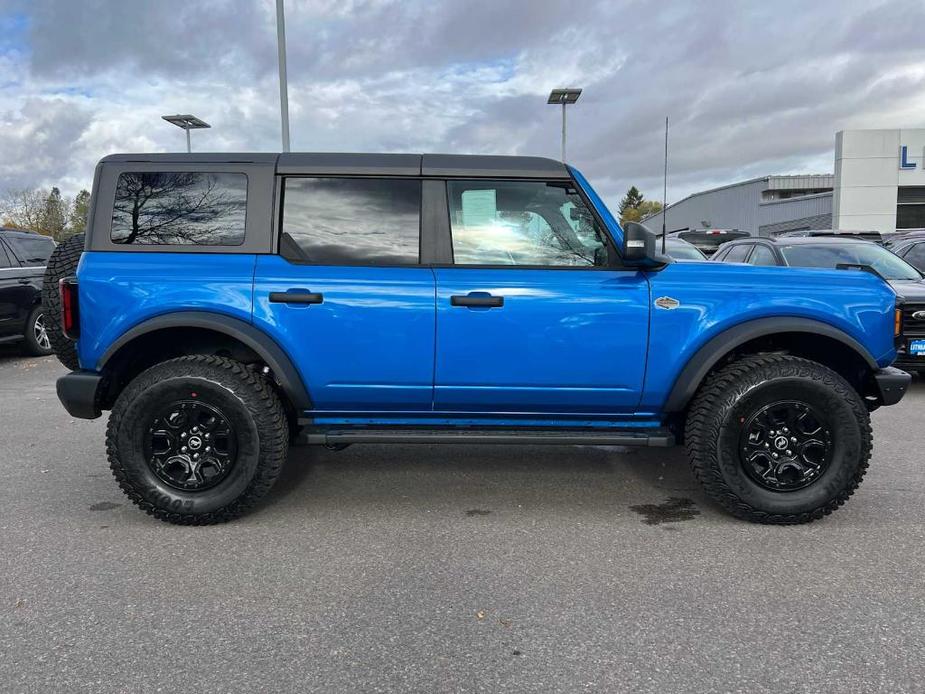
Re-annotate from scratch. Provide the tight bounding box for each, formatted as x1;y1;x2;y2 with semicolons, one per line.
450;294;504;308
269;291;324;305
17;279;31;285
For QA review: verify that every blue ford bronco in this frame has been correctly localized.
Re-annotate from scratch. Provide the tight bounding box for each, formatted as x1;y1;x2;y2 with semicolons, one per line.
45;153;912;525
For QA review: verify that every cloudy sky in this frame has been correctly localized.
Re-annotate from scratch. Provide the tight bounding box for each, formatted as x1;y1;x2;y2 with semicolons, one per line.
2;0;925;209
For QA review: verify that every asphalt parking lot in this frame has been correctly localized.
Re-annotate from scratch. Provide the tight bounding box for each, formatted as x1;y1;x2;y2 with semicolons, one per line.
1;348;923;693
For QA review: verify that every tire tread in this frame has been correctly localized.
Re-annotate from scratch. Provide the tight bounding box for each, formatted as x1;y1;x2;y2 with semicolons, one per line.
684;354;872;524
106;355;288;525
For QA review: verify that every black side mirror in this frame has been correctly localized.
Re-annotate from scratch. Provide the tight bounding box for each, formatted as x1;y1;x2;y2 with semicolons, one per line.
622;222;669;267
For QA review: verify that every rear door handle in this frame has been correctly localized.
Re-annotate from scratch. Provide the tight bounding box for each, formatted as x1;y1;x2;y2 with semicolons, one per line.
17;279;31;285
450;294;504;308
269;291;324;305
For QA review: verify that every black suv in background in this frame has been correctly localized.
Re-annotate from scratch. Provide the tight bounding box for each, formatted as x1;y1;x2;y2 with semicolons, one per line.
0;228;56;356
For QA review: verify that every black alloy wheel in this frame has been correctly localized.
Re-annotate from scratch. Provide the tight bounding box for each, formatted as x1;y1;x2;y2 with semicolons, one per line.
739;400;833;492
145;400;238;492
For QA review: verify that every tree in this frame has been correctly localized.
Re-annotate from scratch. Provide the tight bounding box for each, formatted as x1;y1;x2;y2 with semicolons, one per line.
1;188;47;231
40;187;68;241
618;186;644;219
68;189;91;236
618;186;663;225
621;199;664;225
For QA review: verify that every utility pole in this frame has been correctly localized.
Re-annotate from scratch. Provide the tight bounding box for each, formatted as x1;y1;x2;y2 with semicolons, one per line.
276;0;291;152
662;116;669;254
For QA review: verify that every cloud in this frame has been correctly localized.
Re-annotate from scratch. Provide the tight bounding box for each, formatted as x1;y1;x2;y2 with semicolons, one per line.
1;0;925;210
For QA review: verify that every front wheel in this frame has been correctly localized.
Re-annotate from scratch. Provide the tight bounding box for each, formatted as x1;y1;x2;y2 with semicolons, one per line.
685;354;872;524
106;355;289;524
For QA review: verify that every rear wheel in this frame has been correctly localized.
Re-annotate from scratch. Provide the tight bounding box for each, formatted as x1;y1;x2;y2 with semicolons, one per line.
41;233;84;370
23;305;53;356
685;354;872;524
106;355;288;524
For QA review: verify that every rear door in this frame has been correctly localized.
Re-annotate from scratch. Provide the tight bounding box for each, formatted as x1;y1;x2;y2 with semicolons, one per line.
253;176;436;413
431;179;650;414
0;240;21;338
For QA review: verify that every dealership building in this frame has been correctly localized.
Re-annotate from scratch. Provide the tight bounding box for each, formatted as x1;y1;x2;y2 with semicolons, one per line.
649;129;925;236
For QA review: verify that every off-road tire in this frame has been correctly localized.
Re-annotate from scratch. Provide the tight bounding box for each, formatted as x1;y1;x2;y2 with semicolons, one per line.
106;355;288;525
685;354;872;524
41;233;84;370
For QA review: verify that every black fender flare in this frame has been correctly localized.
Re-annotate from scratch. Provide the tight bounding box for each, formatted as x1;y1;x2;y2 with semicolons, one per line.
663;317;878;412
99;311;312;410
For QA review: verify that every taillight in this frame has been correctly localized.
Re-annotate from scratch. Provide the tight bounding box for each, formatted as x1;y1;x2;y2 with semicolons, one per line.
59;277;80;339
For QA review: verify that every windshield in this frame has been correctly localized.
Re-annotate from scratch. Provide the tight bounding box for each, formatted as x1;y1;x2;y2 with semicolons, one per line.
667;242;705;261
779;243;922;280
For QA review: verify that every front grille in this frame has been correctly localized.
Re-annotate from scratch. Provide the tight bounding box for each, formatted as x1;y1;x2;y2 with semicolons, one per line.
903;304;925;338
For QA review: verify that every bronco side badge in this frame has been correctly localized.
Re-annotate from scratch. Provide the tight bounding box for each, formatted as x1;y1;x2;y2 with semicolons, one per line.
655;296;680;310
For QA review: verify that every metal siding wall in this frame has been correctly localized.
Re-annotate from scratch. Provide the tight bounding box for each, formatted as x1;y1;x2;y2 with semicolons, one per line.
758;192;833;227
651;179;765;235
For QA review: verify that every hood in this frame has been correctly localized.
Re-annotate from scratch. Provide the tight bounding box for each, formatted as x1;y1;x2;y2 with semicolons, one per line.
889;280;925;302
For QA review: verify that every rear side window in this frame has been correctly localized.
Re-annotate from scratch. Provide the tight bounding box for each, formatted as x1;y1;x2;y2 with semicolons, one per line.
111;172;247;246
280;178;421;264
6;234;54;266
446;180;608;267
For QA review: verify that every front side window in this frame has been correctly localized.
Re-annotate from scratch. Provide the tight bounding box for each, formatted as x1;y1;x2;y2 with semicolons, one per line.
111;172;247;246
447;180;609;267
7;234;55;266
281;178;421;264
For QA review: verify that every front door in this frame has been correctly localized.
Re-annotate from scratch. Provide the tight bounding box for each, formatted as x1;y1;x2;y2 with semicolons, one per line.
253;176;435;413
433;179;650;414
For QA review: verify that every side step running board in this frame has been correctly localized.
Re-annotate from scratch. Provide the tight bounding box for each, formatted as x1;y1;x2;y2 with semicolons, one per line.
299;428;675;447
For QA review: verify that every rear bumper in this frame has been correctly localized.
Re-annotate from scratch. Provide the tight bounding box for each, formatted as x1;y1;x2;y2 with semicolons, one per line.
872;367;912;406
57;371;103;419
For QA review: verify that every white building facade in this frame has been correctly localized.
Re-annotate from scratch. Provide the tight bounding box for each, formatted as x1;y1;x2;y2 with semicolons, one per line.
833;128;925;232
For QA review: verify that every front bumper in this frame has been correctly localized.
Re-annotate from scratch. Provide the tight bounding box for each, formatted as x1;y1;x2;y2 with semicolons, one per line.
57;371;103;419
872;367;912;406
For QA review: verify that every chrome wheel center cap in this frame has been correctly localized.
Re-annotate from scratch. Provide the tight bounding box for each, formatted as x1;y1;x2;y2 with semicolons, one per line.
188;436;203;451
774;436;789;450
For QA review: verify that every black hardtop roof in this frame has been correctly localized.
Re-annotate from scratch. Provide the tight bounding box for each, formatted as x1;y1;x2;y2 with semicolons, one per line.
99;152;571;179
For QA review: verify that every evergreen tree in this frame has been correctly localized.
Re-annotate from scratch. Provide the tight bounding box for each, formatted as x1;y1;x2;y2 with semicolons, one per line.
618;186;645;218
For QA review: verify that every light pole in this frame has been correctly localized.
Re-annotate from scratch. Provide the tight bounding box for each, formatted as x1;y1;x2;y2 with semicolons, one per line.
547;88;582;162
161;114;211;153
276;0;291;152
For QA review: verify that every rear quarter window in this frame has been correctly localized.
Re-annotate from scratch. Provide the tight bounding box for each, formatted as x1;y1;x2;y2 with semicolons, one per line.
111;172;247;246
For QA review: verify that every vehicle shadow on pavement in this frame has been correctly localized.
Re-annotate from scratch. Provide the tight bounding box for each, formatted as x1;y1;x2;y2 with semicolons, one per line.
265;440;706;518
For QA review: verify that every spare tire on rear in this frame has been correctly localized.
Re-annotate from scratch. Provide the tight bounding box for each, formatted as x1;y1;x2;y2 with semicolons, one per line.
42;233;85;371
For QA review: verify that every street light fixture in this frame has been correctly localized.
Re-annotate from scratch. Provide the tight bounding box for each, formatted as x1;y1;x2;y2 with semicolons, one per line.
547;88;582;162
161;114;211;153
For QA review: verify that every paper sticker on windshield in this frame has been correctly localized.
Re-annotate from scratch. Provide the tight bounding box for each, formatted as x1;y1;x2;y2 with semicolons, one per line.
655;296;680;310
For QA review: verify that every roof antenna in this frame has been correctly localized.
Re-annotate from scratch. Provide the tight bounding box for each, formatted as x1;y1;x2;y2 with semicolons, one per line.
661;115;669;255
